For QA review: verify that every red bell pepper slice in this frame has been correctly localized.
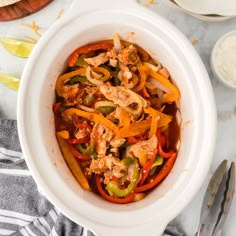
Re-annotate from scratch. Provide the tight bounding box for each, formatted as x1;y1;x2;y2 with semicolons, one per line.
126;136;138;144
96;175;135;204
157;129;176;158
68;43;113;67
69;144;91;161
138;148;158;186
135;154;176;193
53;102;61;113
77;122;92;131
67;136;90;144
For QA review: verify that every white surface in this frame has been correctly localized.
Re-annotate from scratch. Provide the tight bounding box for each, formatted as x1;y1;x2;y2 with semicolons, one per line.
211;31;236;89
173;0;236;16
0;0;236;235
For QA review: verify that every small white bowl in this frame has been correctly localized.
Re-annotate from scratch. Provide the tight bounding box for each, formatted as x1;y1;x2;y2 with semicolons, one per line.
211;31;236;89
162;0;234;22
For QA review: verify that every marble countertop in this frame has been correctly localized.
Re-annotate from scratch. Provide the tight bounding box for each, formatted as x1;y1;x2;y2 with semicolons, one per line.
0;1;236;235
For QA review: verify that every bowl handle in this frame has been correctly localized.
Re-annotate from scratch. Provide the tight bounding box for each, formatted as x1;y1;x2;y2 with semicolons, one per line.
63;0;139;20
90;221;167;236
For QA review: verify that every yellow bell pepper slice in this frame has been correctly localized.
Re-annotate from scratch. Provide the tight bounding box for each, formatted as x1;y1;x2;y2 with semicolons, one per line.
56;135;90;191
144;107;173;129
63;108;118;134
55;67;110;97
93;67;110;82
56;68;86;97
116;119;151;139
149;69;179;103
57;130;69;139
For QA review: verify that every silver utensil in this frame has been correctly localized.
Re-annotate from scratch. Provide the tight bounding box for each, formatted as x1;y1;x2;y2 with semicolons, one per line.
196;160;235;236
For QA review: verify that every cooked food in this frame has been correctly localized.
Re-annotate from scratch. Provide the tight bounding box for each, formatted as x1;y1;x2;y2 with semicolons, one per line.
54;33;180;204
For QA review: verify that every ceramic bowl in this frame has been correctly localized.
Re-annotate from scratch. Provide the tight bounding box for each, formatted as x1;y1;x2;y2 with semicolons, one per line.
211;30;236;89
162;0;234;22
17;0;217;235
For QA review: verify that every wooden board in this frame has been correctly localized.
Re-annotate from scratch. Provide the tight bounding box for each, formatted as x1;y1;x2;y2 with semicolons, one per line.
0;0;53;21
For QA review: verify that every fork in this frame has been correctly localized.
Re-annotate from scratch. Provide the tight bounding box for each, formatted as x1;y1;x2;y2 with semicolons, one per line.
195;160;235;236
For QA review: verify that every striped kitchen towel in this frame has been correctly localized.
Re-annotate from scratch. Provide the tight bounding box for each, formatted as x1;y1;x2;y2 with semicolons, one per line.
0;119;186;236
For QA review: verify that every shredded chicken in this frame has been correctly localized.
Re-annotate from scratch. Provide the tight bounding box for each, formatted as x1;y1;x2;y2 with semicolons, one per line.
109;58;118;67
110;137;126;148
100;83;145;115
84;52;109;68
90;124;114;156
74;128;88;140
85;87;99;97
88;154;125;183
61;84;79;100
100;83;139;107
118;45;139;65
61;84;84;106
127;135;158;159
107;47;118;60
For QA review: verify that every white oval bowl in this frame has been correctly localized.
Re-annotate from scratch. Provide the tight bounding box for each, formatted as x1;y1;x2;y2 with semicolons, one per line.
211;30;236;89
17;1;217;235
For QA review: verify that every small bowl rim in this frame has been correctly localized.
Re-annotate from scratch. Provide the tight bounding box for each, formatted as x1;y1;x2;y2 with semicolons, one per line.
211;30;236;89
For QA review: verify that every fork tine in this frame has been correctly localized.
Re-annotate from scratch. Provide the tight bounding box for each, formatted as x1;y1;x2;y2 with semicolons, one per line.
212;162;235;236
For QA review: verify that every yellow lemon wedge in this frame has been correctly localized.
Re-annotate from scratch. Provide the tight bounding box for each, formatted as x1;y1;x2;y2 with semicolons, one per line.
0;72;20;91
0;38;35;58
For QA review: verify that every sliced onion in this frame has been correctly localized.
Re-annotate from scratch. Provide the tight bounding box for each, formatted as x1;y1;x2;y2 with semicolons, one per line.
113;33;122;53
86;67;103;86
149;78;172;94
145;81;156;90
156;88;164;100
145;81;157;95
123;91;144;115
143;62;161;72
94;101;116;109
78;105;95;113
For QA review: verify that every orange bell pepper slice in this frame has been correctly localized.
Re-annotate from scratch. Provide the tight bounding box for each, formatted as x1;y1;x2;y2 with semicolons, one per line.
149;69;179;103
133;65;149;92
144;107;172;130
116;119;151;139
118;108;130;127
68;43;113;67
57;130;69;139
56;135;90;191
63;108;118;134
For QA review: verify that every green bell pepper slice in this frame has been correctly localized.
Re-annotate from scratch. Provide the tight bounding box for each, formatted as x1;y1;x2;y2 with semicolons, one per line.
77;142;94;155
106;161;140;198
